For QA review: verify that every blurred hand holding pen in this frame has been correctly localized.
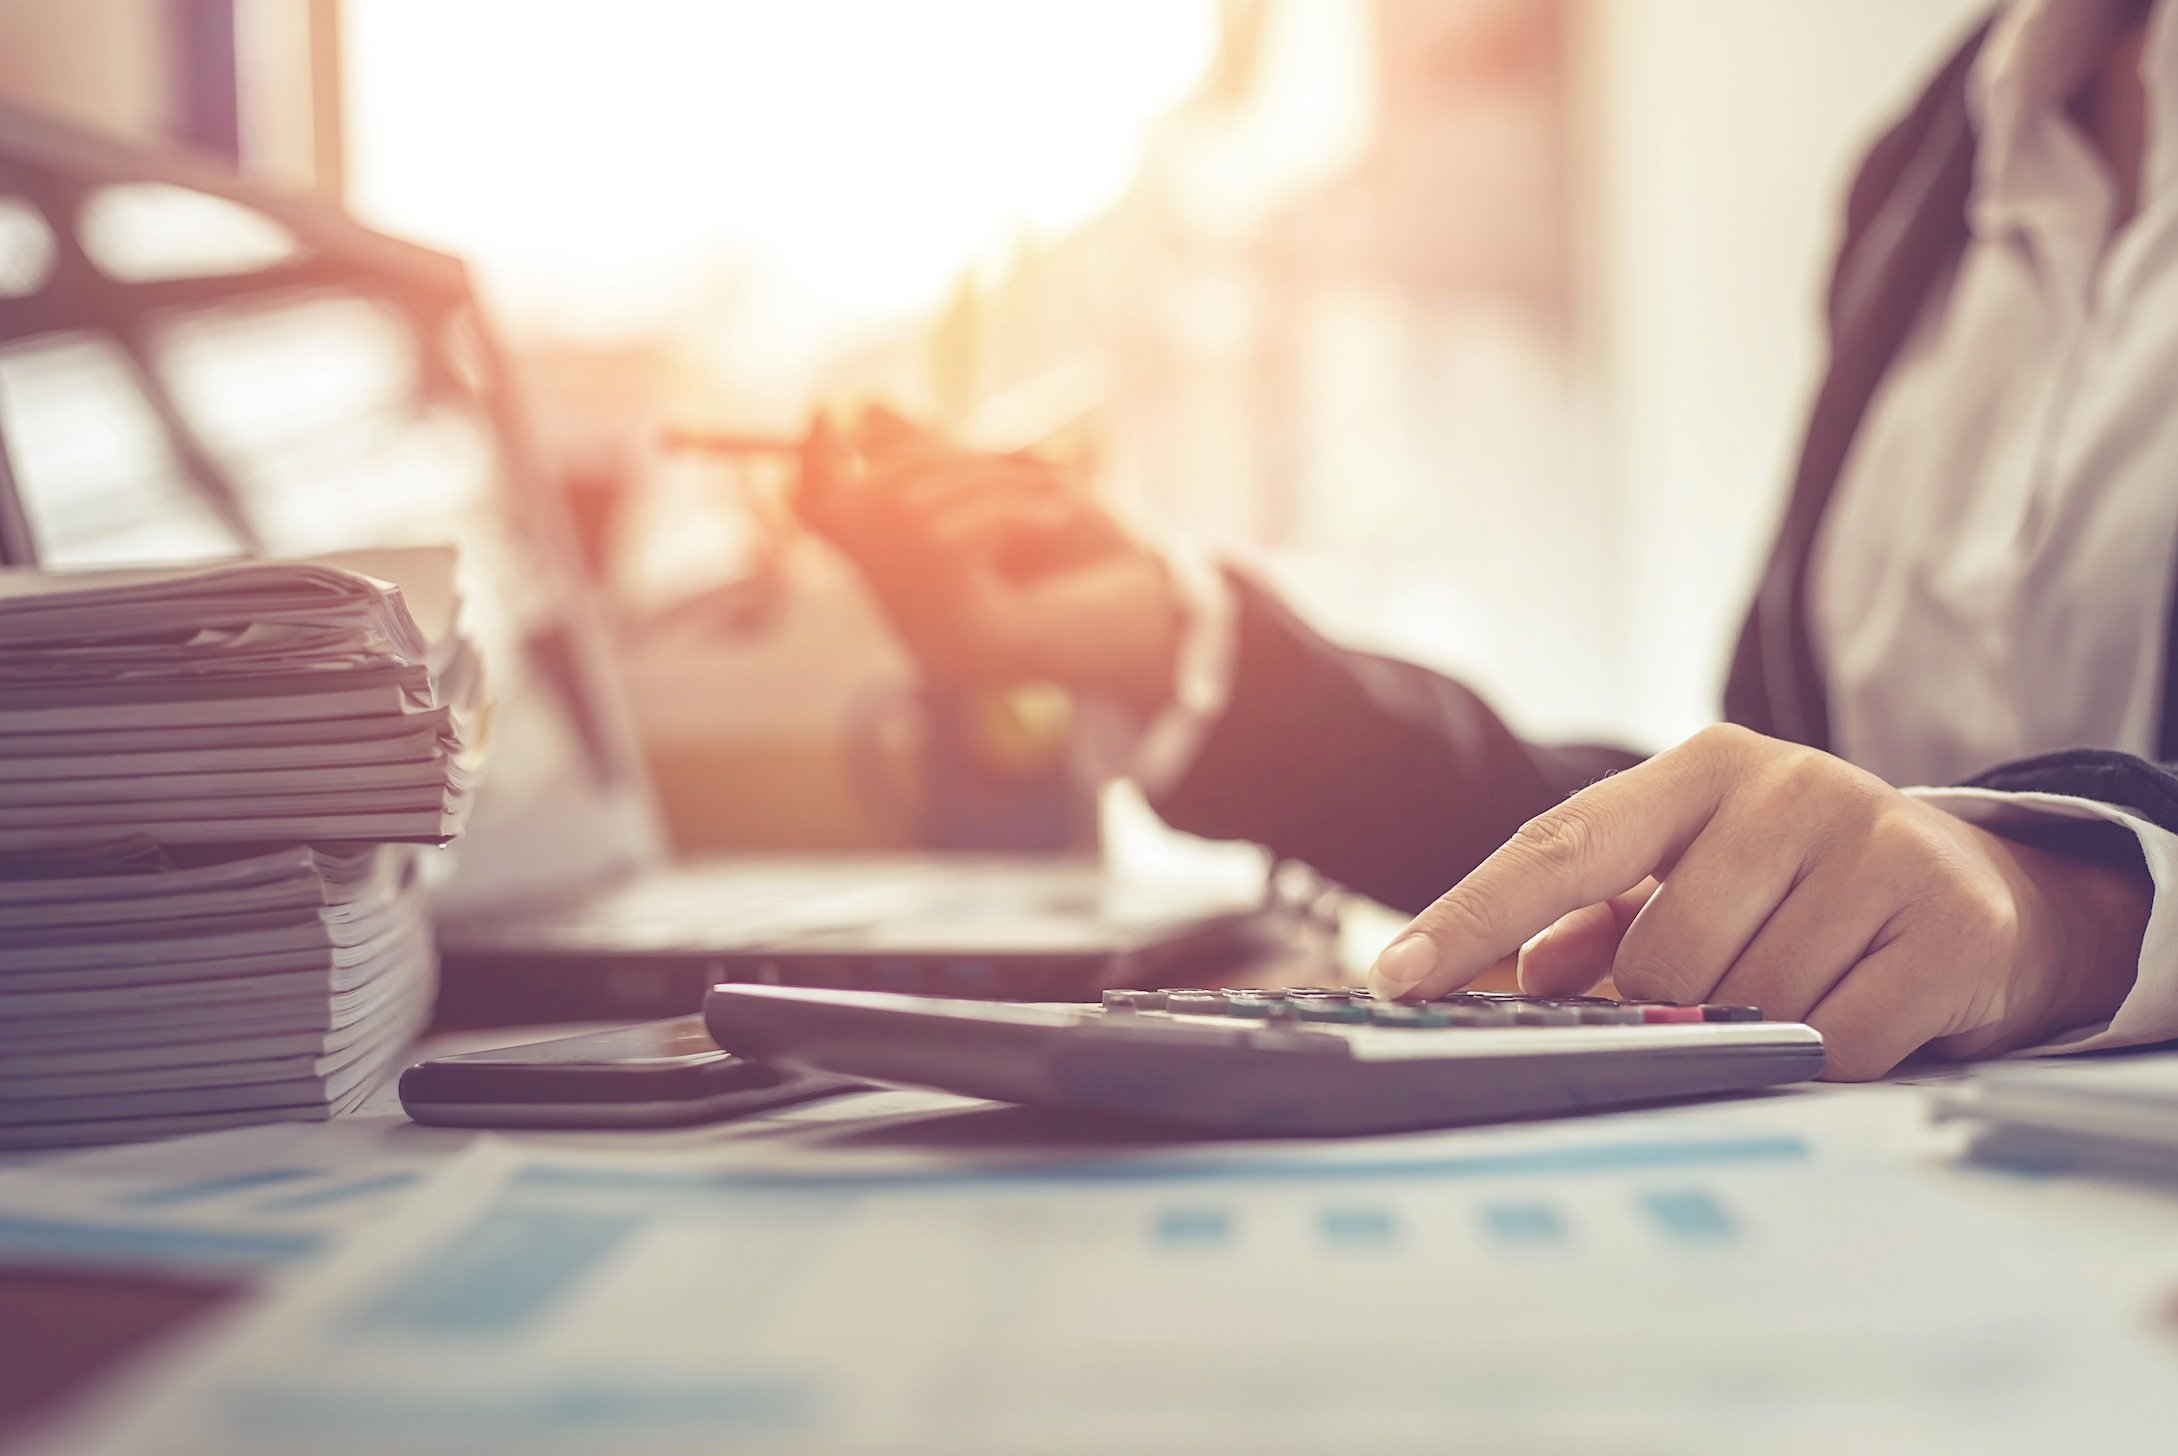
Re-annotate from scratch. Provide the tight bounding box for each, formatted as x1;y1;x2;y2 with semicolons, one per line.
664;407;1186;716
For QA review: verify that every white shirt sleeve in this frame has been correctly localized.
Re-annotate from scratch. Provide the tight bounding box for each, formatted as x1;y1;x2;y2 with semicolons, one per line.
1072;537;1239;797
1906;786;2178;1054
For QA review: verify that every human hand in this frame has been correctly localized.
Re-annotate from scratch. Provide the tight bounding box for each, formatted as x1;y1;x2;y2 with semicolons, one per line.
1367;724;2151;1079
798;407;1182;710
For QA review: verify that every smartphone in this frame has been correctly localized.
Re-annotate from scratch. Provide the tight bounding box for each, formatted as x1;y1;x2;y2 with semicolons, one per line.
397;1017;864;1129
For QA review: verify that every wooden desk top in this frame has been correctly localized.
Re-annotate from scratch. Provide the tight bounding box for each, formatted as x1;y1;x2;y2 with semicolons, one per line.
0;1268;235;1443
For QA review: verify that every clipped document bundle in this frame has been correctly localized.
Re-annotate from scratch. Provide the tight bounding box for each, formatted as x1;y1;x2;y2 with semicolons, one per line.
0;839;435;1149
0;549;484;851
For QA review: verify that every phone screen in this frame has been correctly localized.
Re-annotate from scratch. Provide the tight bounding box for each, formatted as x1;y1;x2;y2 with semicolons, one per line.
429;1016;729;1068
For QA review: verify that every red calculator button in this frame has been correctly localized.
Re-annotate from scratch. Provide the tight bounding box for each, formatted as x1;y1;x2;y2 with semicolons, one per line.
1637;1004;1704;1024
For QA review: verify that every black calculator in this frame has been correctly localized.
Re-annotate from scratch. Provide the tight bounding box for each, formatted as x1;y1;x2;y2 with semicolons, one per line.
703;984;1825;1135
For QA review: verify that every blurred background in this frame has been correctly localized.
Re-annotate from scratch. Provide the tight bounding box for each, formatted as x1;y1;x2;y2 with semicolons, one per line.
0;0;1987;868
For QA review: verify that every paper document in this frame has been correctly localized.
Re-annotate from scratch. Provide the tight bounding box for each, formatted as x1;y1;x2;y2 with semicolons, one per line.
0;842;434;1149
36;1130;2178;1455
0;1122;466;1276
0;549;481;1147
0;548;482;850
1938;1051;2178;1177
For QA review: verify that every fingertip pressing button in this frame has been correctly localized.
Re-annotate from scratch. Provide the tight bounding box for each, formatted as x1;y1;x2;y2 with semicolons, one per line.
1367;1004;1449;1028
1371;935;1438;996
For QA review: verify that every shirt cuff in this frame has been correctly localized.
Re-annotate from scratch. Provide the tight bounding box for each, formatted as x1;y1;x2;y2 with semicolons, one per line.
1072;538;1238;796
1906;786;2178;1055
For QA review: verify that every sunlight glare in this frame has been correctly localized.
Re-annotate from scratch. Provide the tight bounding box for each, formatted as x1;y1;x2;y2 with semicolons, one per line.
344;1;1220;333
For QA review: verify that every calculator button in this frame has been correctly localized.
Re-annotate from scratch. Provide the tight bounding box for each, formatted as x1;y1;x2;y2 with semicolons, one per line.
1632;1003;1704;1024
1540;1000;1643;1025
1367;1004;1449;1028
1292;1000;1371;1024
1509;1003;1583;1026
1166;991;1225;1015
1222;988;1287;1000
1440;1004;1519;1028
1222;997;1281;1020
1701;1004;1763;1022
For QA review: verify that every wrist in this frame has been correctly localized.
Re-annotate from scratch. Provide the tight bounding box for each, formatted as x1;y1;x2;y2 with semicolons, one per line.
1107;558;1183;716
2000;830;2151;1043
1041;549;1183;716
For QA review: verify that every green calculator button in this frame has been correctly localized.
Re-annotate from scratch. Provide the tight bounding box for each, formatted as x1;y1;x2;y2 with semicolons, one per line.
1292;1000;1370;1024
1223;997;1279;1019
1367;1005;1450;1028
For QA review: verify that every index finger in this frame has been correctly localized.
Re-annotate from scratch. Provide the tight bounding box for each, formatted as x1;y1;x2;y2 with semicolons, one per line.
1368;743;1729;1000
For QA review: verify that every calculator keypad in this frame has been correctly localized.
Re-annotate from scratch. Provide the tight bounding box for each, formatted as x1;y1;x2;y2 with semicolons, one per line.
1101;987;1766;1026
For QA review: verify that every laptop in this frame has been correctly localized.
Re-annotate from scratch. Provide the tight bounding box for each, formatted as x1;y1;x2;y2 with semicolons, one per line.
0;105;1267;1025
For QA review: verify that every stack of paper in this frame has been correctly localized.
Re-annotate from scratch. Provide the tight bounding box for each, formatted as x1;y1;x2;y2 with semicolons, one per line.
0;550;480;1150
0;840;435;1149
1939;1055;2178;1179
0;549;482;850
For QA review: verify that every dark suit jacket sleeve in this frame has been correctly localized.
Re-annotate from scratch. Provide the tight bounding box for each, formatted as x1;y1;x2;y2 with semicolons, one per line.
1962;751;2178;836
1147;569;1641;915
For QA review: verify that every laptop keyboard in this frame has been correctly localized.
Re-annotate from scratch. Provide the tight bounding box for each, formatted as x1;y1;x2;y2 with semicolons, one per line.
449;861;949;949
1101;987;1766;1027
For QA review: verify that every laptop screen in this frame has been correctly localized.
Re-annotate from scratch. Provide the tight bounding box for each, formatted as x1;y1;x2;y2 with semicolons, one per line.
0;110;664;909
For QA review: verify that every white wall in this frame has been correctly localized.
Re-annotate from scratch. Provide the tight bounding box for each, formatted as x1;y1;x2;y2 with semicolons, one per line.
0;0;337;193
1573;0;1989;748
0;0;170;144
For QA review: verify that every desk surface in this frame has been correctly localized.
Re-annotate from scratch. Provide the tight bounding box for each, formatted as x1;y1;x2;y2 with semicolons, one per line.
7;1024;2178;1452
